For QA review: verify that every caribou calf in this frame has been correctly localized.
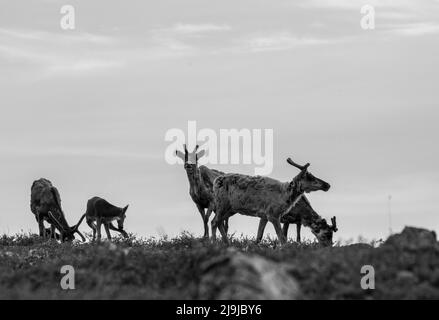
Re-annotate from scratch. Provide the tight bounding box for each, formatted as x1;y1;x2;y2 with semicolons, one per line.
256;195;338;246
212;158;330;245
83;197;129;241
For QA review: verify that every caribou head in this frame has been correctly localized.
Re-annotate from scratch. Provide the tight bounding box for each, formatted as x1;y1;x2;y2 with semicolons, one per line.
287;158;331;193
175;144;206;174
48;210;86;242
312;216;338;246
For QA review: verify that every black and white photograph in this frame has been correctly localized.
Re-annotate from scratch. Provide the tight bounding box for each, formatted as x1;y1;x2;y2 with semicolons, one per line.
0;0;438;306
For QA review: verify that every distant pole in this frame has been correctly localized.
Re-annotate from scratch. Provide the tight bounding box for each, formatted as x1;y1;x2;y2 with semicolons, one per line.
388;195;392;235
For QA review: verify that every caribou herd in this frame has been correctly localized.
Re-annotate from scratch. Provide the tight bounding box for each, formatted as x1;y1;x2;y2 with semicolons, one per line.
30;145;338;246
176;145;338;246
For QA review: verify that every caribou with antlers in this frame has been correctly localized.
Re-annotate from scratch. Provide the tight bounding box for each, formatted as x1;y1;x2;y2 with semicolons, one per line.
175;144;228;238
30;178;85;242
212;158;331;245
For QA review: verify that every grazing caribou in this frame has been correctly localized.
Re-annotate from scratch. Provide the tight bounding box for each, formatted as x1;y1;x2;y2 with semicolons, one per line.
256;195;338;246
175;145;228;238
83;196;129;241
30;178;85;242
212;158;331;245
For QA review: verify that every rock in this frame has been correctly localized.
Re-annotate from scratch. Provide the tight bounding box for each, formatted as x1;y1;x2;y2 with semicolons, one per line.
198;249;300;300
384;226;437;250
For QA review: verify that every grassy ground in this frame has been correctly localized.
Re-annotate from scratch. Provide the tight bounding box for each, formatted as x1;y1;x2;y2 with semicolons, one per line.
0;232;438;299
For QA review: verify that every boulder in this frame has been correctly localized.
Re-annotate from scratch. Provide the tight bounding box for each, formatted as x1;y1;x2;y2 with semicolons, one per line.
198;249;300;300
384;226;437;250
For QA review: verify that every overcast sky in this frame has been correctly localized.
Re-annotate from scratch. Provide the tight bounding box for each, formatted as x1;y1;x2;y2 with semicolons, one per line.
0;0;438;242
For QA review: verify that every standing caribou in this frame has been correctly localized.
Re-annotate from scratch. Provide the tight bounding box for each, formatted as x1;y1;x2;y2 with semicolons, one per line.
30;178;85;242
175;145;228;238
256;195;338;246
212;158;331;245
83;196;129;241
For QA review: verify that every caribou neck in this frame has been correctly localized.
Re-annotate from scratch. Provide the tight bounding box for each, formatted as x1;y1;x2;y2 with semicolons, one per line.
298;204;322;231
287;180;304;207
185;167;203;193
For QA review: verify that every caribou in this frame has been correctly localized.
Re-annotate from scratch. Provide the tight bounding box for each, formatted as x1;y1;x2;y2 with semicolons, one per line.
30;178;85;242
83;196;129;241
175;144;229;238
212;158;331;245
256;195;338;246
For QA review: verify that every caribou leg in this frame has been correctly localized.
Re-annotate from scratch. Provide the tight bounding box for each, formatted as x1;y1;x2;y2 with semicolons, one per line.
108;223;128;238
86;219;96;241
50;224;57;239
256;218;268;243
37;213;45;238
212;210;229;244
96;220;102;242
217;218;229;244
282;223;290;239
104;223;112;240
269;216;287;245
211;217;217;241
224;218;229;235
205;206;214;239
296;223;302;243
196;204;209;238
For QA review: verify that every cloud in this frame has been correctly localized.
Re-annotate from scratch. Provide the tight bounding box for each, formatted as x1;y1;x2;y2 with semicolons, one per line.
246;32;331;52
0;28;123;78
170;23;232;34
148;23;232;52
0;145;162;160
297;0;439;40
0;28;114;44
46;60;124;75
149;23;232;43
0;27;198;80
386;22;439;36
302;0;423;10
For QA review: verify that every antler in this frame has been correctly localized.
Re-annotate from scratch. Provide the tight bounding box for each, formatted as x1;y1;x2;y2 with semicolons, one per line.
178;144;204;163
71;214;87;242
287;158;310;171
195;145;200;161
75;230;86;242
48;211;65;232
331;216;338;232
183;144;188;162
73;214;86;230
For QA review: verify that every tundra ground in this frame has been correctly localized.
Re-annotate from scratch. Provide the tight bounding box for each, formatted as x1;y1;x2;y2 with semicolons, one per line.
0;232;438;299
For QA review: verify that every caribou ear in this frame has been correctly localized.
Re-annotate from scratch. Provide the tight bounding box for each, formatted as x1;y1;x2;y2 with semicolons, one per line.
196;149;206;161
175;150;185;162
123;205;129;213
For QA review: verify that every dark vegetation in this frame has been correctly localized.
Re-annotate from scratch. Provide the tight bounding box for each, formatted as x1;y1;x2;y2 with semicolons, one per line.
0;229;438;299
